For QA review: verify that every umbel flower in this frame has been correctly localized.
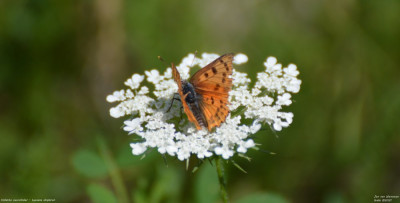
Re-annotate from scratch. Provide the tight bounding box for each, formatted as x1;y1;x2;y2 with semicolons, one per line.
107;53;301;161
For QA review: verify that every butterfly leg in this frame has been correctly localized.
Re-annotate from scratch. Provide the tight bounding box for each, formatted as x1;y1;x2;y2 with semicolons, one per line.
166;93;181;112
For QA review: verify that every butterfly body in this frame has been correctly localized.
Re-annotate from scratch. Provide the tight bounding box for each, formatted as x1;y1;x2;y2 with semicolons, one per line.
181;81;208;129
172;54;234;131
181;81;198;104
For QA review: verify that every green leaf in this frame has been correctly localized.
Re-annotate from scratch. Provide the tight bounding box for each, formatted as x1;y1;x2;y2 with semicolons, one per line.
116;146;157;167
133;177;149;203
236;193;289;203
149;165;182;203
195;163;219;203
87;183;117;203
231;160;247;174
71;149;108;178
324;191;346;203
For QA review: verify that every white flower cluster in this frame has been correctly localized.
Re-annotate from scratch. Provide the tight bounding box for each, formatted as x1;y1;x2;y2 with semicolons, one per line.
107;53;301;160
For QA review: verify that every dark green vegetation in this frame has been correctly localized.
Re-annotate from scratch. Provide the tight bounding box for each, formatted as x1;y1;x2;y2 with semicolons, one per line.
1;0;399;202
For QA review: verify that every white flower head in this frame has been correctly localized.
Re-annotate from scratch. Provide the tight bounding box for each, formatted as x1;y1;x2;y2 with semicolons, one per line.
107;53;301;161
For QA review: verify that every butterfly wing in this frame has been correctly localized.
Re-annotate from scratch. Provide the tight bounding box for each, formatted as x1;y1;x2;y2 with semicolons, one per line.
190;54;234;131
198;94;230;131
171;63;203;130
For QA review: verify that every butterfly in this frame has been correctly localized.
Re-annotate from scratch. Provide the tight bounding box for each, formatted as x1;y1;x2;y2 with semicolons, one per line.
171;53;234;131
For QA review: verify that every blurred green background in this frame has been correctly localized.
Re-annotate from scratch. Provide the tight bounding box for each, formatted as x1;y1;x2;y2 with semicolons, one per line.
1;0;399;202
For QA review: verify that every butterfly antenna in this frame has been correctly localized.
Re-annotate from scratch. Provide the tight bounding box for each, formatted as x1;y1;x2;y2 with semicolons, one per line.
158;55;169;67
157;55;165;62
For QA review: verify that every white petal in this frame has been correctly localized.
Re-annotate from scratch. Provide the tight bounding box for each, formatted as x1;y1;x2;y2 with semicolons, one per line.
110;107;124;118
265;57;277;68
130;143;146;155
234;53;248;64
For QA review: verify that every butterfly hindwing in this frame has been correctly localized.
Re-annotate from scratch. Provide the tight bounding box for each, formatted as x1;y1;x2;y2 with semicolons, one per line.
198;94;230;131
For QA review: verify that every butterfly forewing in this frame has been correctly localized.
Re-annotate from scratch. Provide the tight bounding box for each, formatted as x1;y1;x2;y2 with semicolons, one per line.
190;54;234;95
172;63;182;90
190;54;234;131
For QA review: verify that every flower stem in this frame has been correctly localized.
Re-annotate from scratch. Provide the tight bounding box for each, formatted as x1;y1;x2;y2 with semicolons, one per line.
215;156;229;203
97;137;129;203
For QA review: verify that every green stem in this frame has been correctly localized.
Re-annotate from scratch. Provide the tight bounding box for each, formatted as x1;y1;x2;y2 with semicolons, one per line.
97;137;129;203
215;156;229;203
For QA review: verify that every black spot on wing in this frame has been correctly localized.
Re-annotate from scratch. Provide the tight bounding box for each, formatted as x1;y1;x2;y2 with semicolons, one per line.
212;67;217;74
214;84;220;91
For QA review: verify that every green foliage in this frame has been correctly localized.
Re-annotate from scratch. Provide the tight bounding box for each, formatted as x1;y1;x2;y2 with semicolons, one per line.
149;165;183;203
87;183;118;203
236;193;289;203
72;149;108;178
195;163;219;203
116;143;157;167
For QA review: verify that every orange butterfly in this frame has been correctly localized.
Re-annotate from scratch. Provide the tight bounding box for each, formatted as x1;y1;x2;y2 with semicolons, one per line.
171;53;234;131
